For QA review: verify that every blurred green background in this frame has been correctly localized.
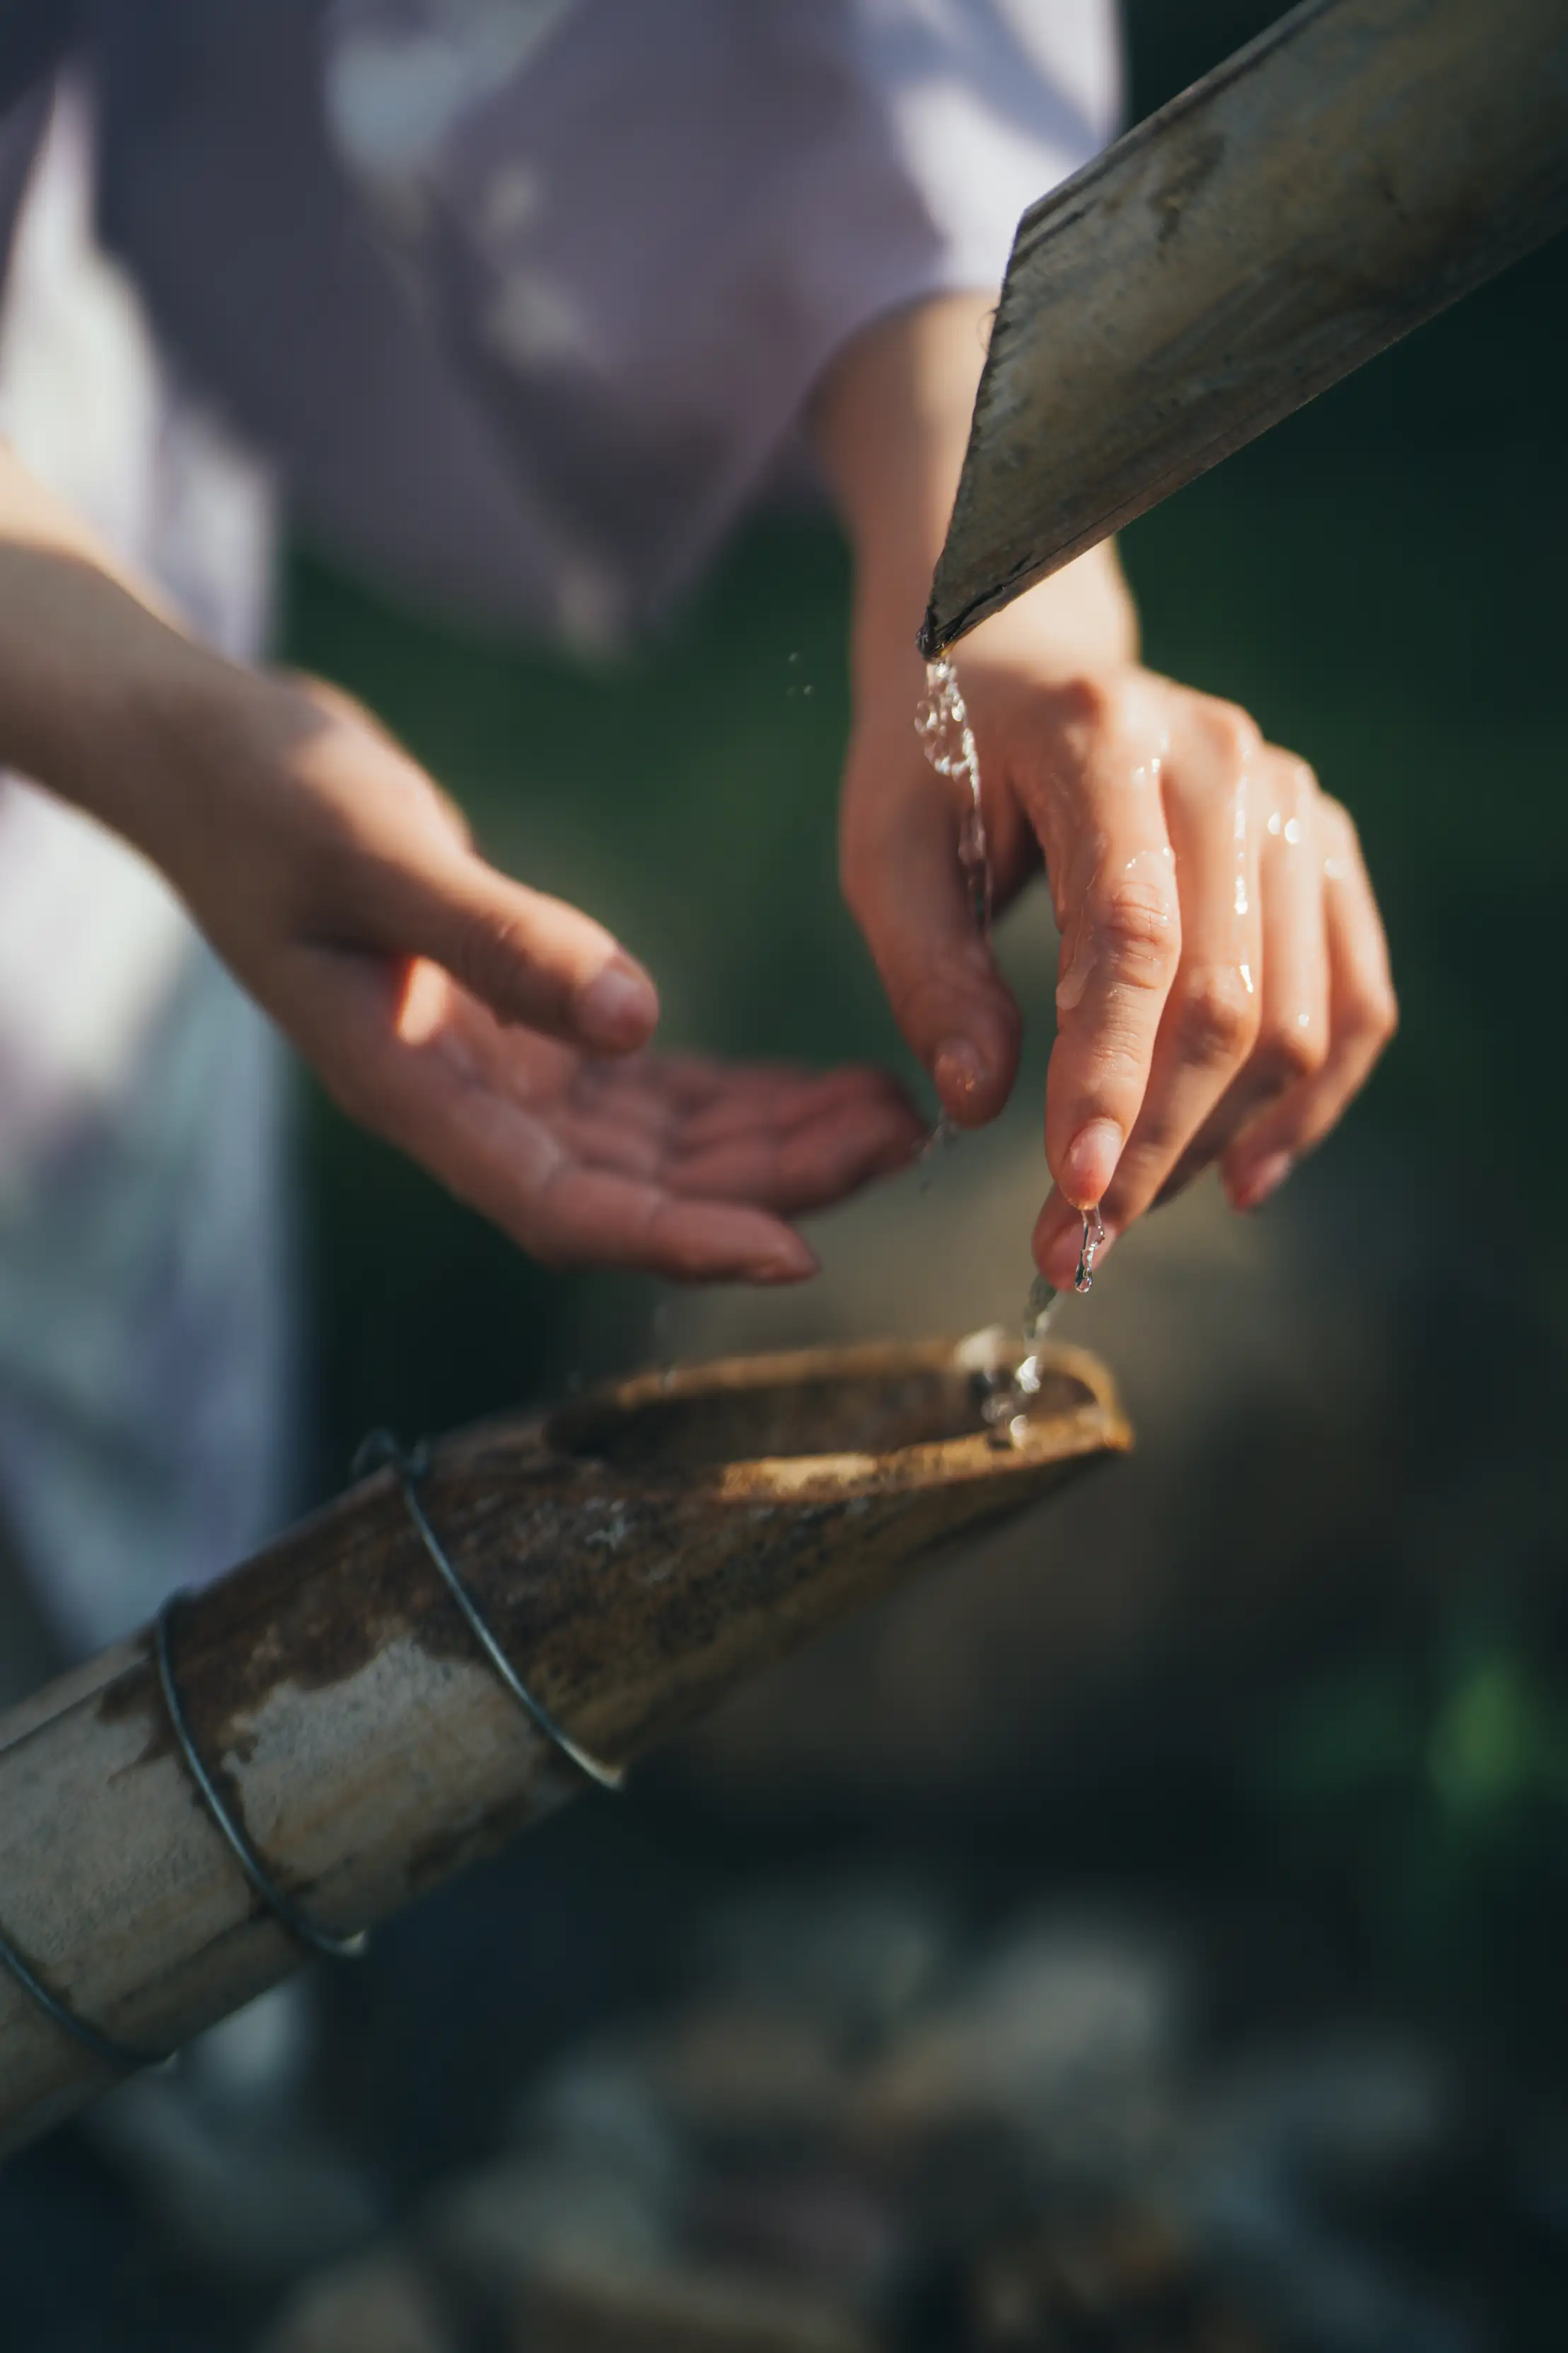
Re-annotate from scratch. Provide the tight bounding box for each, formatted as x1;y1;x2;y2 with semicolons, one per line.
281;0;1568;2031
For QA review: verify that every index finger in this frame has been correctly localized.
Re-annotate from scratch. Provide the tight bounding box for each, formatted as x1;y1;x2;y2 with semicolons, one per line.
1022;684;1181;1207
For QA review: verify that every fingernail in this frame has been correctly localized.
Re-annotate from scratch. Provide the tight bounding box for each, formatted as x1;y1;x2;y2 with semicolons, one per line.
751;1238;817;1284
1062;1117;1123;1206
1229;1150;1294;1210
934;1036;986;1114
578;963;658;1051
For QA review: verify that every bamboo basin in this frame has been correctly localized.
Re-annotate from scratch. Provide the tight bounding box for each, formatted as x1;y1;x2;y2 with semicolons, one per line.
0;1336;1128;2154
548;1341;1103;1469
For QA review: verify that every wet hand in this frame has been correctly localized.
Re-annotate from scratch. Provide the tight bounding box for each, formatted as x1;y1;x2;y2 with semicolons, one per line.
840;601;1396;1287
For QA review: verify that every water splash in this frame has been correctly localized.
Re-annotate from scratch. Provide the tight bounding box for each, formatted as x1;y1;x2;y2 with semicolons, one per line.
977;1271;1057;1445
916;656;992;1169
916;655;992;933
918;655;1105;1443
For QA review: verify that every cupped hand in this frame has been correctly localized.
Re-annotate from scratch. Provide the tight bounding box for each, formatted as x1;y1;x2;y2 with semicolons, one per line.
840;596;1397;1290
146;670;923;1280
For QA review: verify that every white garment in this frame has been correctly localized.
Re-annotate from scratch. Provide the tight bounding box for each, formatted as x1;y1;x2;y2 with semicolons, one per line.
87;0;1120;645
316;0;1123;640
0;88;291;1653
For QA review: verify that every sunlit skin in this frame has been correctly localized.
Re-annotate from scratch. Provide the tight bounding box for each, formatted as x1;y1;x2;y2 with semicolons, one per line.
815;294;1398;1290
0;446;923;1283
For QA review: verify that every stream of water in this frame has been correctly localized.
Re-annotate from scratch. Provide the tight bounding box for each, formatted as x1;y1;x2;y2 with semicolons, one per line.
916;656;1103;1441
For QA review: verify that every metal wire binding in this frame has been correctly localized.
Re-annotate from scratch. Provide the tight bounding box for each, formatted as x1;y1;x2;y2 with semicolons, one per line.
0;1912;171;2075
353;1430;624;1792
155;1597;367;1962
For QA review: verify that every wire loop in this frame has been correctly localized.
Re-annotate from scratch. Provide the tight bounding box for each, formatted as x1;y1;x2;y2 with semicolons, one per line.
0;1914;171;2075
155;1598;368;1962
352;1430;624;1792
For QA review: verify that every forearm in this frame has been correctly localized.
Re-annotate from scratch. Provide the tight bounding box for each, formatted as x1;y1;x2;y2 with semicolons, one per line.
0;439;240;852
811;291;1138;695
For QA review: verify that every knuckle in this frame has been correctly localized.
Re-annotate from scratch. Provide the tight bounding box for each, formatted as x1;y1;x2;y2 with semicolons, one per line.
1254;1016;1328;1089
1054;671;1131;737
1176;966;1258;1067
1195;698;1263;770
1090;879;1180;989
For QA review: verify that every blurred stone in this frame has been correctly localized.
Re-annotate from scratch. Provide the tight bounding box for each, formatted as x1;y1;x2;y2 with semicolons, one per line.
512;2050;690;2192
630;1999;849;2148
260;2251;456;2353
422;2149;668;2312
1192;2039;1451;2209
851;1919;1182;2199
1185;2040;1479;2353
515;2248;880;2353
968;2209;1267;2352
690;2166;905;2305
88;1982;380;2282
691;1880;955;2043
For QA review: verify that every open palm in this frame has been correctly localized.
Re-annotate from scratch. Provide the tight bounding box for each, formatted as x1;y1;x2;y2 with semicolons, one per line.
153;669;922;1282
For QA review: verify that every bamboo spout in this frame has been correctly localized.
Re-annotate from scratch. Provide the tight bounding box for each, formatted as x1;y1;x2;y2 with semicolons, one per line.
0;1336;1127;2156
921;0;1568;654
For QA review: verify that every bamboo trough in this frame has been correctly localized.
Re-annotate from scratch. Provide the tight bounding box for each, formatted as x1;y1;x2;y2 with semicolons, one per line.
0;1334;1128;2157
922;0;1568;654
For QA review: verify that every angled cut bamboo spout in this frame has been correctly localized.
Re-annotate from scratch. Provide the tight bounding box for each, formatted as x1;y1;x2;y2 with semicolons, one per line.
922;0;1568;654
0;1335;1127;2156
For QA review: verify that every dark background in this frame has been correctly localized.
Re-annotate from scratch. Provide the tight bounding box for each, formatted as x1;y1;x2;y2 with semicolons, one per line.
7;4;1568;2346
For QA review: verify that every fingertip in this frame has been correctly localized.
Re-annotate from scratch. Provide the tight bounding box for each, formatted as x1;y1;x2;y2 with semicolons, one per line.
575;960;660;1053
1225;1147;1294;1211
934;1036;986;1122
748;1234;818;1284
932;1016;1016;1128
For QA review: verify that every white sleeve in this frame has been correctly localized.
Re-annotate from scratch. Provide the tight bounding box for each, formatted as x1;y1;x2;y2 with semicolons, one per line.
320;0;1124;642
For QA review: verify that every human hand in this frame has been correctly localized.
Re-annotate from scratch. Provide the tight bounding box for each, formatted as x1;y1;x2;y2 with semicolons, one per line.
136;668;922;1281
841;599;1397;1288
0;485;921;1282
815;294;1396;1290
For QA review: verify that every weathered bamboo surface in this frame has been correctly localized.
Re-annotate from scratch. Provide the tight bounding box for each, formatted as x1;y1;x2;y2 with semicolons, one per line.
921;0;1568;654
0;1336;1128;2155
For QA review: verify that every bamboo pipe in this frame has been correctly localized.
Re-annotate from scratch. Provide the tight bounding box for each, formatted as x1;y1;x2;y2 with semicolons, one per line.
920;0;1568;654
0;1334;1128;2156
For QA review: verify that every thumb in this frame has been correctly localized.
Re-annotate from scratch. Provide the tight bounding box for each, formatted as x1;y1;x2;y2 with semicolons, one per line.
841;753;1020;1126
397;848;659;1053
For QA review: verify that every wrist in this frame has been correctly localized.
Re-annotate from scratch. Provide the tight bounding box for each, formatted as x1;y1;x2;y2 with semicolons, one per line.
851;542;1142;724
